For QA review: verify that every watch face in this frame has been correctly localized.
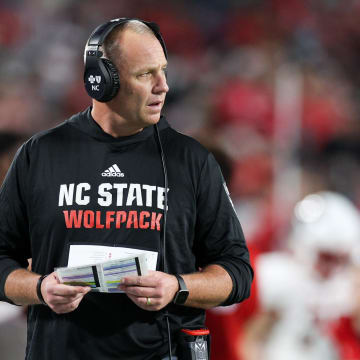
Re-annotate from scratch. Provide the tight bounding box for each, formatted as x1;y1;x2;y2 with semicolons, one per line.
175;289;189;305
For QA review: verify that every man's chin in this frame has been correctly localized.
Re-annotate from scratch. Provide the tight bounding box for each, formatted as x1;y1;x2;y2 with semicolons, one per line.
143;113;161;126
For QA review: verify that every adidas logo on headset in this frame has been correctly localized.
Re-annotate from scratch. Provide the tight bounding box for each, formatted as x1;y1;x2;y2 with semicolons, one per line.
101;164;125;177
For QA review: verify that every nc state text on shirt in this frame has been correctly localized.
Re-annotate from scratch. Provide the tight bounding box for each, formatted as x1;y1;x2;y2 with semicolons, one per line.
58;183;169;209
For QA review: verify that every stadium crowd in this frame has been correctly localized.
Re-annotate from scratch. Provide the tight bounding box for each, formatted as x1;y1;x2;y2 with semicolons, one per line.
2;0;360;359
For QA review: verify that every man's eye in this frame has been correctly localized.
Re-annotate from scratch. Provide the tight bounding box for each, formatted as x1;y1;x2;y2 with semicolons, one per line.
139;72;151;77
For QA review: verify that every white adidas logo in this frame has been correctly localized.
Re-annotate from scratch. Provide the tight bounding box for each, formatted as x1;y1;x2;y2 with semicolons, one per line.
101;164;125;177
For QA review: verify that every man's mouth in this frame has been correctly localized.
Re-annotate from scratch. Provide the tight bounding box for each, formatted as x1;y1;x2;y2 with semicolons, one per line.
147;101;163;112
148;101;162;107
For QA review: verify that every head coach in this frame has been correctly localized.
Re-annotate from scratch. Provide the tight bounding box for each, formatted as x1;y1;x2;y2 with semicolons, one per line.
0;18;253;360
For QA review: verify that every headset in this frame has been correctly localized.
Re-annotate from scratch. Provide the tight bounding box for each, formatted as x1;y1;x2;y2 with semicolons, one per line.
83;17;168;102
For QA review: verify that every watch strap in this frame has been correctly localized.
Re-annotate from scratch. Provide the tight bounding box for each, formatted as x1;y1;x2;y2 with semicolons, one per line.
173;274;189;305
36;274;48;306
174;274;186;291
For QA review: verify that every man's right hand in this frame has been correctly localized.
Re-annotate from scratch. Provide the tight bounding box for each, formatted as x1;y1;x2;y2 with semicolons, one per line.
41;272;91;314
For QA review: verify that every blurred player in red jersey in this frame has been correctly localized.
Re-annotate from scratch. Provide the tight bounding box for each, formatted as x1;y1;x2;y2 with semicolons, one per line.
238;191;360;360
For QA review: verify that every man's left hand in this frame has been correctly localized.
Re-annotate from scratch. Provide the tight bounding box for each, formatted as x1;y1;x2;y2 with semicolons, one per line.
118;271;178;311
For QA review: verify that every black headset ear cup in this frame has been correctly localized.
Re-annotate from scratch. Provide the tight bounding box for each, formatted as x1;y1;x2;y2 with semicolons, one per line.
101;58;120;102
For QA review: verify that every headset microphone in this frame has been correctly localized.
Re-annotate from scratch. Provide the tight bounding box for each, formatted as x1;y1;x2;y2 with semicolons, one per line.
83;17;168;102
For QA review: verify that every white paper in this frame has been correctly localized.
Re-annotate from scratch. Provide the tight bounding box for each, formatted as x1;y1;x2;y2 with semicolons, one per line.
68;244;158;271
56;253;148;293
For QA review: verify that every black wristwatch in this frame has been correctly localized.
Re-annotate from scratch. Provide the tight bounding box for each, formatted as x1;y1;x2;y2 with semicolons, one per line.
173;274;189;305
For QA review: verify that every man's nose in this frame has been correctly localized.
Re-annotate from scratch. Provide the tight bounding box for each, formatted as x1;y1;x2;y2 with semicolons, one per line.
154;71;169;94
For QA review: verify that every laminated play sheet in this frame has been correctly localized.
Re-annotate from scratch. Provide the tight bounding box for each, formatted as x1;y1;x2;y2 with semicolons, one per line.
56;253;148;293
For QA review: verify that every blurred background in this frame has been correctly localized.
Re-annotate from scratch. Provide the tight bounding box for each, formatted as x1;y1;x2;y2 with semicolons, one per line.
2;0;360;359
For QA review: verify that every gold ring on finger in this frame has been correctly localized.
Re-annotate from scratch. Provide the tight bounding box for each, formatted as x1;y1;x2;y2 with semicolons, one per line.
146;297;151;306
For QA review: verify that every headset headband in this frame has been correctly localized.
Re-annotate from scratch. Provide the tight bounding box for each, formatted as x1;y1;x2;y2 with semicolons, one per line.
84;17;167;62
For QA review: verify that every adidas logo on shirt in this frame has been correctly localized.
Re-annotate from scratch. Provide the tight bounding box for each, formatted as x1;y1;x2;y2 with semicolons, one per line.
101;164;125;177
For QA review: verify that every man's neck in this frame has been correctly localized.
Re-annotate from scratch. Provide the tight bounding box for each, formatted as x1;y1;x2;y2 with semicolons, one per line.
91;105;143;138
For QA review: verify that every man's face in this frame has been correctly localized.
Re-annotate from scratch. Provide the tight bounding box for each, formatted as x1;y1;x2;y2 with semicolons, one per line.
110;29;169;128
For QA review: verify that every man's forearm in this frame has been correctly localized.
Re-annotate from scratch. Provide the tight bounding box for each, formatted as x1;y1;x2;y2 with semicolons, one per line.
182;264;233;309
119;264;234;311
4;268;41;306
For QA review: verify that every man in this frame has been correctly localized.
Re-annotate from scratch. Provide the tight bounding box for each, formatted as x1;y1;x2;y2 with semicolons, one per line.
0;19;253;359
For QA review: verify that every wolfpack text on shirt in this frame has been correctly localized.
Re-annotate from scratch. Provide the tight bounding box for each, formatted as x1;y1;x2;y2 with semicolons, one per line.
58;182;169;231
